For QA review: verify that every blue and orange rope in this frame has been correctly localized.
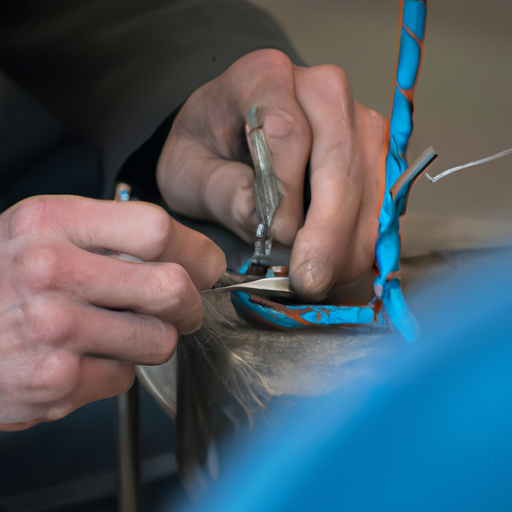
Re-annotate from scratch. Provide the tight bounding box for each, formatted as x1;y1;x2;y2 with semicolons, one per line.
235;0;429;339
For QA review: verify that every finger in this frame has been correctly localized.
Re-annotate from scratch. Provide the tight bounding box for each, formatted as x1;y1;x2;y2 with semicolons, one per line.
157;49;311;246
161;139;259;244
290;65;358;300
15;294;180;362
43;357;136;422
237;50;311;245
289;65;382;300
18;244;203;333
69;303;180;362
7;196;170;259
0;420;41;432
154;217;226;291
157;88;260;244
5;357;136;426
7;195;226;290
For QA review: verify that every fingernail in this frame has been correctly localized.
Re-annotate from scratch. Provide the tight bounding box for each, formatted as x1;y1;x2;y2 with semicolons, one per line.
291;259;334;301
247;107;259;129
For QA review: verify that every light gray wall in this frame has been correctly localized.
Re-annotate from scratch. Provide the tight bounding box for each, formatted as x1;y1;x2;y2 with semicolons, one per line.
250;0;512;226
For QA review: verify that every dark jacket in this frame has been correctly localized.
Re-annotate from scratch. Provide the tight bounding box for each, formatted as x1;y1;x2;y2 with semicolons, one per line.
0;0;300;208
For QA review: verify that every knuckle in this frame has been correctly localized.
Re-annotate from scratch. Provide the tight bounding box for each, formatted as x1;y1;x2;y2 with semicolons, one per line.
152;339;176;365
246;48;291;69
145;264;179;302
144;263;198;319
144;324;178;365
24;299;73;347
318;64;349;86
262;110;311;154
315;64;352;101
143;205;173;256
31;351;81;403
165;264;194;300
7;197;53;240
263;111;296;140
45;405;74;422
17;244;61;292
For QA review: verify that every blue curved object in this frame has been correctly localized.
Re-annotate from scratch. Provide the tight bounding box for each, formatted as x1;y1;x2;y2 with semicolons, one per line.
233;260;386;329
183;248;512;512
231;291;382;329
374;0;427;341
236;0;427;340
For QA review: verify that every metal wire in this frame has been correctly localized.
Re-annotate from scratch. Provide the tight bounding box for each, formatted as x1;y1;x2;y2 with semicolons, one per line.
425;147;512;183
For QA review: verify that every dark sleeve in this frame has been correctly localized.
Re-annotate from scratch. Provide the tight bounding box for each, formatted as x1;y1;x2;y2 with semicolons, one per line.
0;0;302;198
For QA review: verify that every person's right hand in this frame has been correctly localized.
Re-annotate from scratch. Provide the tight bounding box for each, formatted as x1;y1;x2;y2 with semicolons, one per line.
157;50;386;304
0;195;226;431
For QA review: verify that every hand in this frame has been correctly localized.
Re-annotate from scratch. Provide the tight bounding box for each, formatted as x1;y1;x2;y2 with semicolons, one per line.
0;196;225;431
157;49;386;302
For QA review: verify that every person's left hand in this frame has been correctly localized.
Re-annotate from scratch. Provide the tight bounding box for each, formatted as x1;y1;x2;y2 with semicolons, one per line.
157;49;386;302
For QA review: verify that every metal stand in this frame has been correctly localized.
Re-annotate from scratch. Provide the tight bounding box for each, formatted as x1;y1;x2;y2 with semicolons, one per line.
113;183;142;511
116;379;142;512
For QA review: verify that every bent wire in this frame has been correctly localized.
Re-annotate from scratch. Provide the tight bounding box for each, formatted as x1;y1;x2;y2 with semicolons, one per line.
234;0;430;340
426;146;512;183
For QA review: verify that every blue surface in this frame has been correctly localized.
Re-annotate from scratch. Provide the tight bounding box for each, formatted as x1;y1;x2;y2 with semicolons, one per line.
403;0;427;40
184;248;512;512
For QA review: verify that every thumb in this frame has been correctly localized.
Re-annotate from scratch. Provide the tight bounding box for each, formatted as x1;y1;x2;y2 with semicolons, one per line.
201;160;259;244
157;131;259;244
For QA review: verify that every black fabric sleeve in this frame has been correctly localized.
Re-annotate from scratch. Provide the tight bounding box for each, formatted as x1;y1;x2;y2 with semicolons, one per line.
115;103;182;203
0;0;302;198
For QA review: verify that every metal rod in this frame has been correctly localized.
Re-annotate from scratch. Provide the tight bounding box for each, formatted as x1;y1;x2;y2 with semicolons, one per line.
115;380;142;512
247;127;282;275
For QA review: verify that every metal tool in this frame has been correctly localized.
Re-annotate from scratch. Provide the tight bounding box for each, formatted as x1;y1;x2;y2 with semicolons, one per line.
246;126;283;276
202;271;298;300
114;183;142;512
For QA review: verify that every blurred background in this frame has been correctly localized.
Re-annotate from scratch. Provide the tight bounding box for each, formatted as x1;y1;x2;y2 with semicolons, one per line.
250;0;512;253
2;2;511;511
